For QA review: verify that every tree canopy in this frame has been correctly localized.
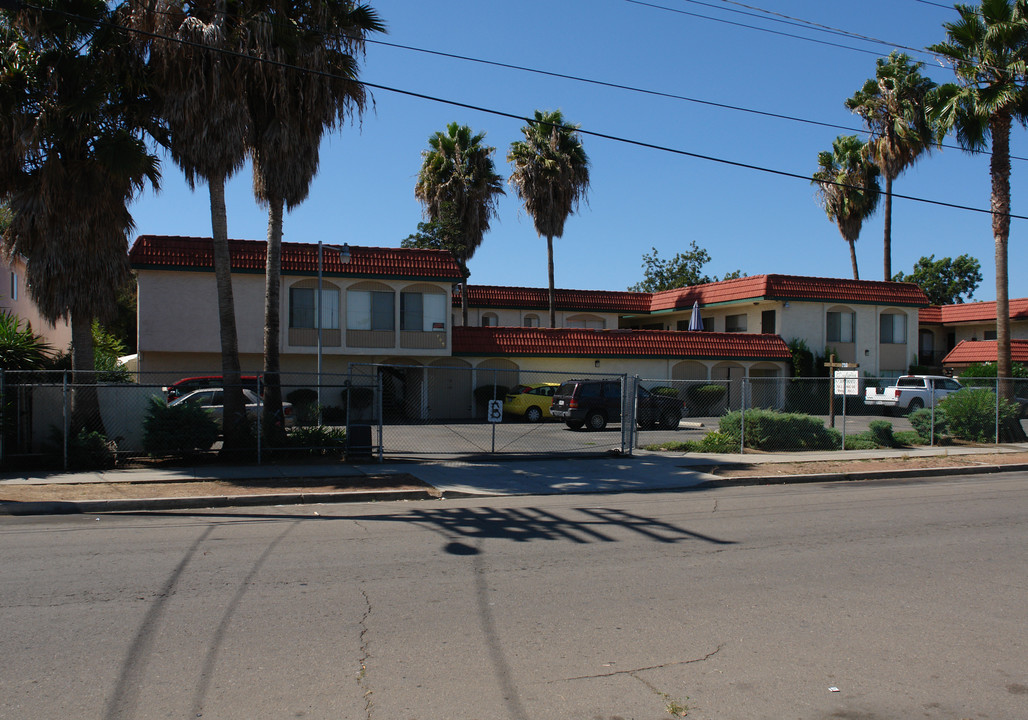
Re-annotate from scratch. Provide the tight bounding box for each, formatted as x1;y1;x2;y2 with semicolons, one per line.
629;242;744;292
893;254;982;305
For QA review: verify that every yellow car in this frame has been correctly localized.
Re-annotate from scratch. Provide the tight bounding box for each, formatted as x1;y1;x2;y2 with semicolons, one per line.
503;383;559;422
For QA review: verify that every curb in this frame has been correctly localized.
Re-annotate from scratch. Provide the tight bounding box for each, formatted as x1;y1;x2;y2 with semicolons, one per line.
696;461;1028;488
0;488;440;516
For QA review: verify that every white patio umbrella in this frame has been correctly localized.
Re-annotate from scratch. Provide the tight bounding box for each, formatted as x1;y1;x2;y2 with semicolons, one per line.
688;300;703;331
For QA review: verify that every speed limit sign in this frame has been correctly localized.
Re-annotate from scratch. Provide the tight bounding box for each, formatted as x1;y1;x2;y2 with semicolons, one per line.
487;399;503;423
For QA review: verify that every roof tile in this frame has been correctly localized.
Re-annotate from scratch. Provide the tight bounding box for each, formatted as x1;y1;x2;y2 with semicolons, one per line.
920;298;1028;325
453;327;792;360
129;235;464;280
941;339;1028;365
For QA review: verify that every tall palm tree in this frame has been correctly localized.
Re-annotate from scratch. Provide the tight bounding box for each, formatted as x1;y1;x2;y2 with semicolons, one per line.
126;0;252;450
812;136;881;280
846;51;937;281
508;110;590;328
415;123;505;326
246;0;383;442
0;0;160;434
928;0;1028;402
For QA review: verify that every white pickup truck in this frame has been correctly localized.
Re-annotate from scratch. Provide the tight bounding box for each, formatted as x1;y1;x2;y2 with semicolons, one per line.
864;375;963;413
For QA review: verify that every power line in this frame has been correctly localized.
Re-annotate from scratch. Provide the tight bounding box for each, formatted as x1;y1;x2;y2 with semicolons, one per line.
17;1;1028;222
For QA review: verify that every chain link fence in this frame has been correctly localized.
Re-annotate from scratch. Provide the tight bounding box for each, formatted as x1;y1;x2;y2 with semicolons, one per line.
2;368;1025;470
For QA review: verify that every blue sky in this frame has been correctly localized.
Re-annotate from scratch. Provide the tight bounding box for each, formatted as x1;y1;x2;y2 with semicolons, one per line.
127;0;1028;302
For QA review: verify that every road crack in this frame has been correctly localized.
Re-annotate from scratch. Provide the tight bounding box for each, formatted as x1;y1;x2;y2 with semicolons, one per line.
559;643;725;682
357;588;373;720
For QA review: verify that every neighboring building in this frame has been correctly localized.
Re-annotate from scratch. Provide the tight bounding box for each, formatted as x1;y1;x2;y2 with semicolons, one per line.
0;253;71;354
463;274;929;380
919;298;1028;367
940;339;1028;373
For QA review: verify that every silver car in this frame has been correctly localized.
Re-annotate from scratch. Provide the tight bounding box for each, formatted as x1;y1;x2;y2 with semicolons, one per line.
169;388;295;428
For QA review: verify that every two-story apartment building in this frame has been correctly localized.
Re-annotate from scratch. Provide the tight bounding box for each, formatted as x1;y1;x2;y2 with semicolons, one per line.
0;253;71;353
919;298;1028;366
130;236;934;417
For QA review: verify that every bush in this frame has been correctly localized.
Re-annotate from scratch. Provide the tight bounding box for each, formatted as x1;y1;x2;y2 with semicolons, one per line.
69;430;117;470
938;388;1020;443
142;397;220;456
718;409;840;451
286;388;320;426
908;408;948;444
698;431;738;453
867;420;897;448
685;384;726;415
285;425;347;456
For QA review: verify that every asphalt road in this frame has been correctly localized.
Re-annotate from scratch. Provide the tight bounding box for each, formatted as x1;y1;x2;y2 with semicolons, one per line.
2;472;1025;720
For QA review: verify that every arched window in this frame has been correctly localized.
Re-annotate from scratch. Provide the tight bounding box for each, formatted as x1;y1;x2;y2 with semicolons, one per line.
523;314;540;327
481;312;499;327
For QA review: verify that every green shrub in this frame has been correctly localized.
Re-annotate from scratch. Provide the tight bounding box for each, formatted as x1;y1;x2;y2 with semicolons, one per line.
843;436;878;450
893;430;925;446
867;420;896;448
908;408;948;444
142;397;220;456
938;388;1019;443
69;430;117;470
698;431;738;453
285;425;347;456
286;388;320;426
685;383;727;414
641;440;698;452
651;385;680;397
719;409;840;451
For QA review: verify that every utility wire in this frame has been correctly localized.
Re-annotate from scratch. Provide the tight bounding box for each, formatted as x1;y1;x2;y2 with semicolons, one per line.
17;0;1028;222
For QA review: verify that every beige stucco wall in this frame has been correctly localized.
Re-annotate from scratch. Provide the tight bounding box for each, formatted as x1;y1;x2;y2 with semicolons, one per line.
457;306;619;328
0;255;72;353
137;270;456;373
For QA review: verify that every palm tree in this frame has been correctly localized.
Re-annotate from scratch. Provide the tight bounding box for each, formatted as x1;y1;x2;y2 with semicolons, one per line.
812;136;881;280
508;110;590;328
846;51;937;281
415;123;505;326
126;0;252;450
246;0;384;442
928;0;1028;402
0;0;160;434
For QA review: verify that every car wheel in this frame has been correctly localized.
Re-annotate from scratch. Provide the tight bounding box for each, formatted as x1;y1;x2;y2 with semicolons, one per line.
586;411;607;431
907;398;924;413
525;406;543;423
660;411;680;430
565;421;584;430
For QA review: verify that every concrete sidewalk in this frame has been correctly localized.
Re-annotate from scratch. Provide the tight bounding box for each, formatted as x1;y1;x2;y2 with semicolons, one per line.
3;443;1028;515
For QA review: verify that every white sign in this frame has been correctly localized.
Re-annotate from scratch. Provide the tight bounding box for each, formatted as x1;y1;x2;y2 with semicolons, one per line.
834;369;860;396
487;399;503;423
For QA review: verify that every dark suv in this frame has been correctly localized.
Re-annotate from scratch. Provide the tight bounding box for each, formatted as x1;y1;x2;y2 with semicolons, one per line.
550;379;684;430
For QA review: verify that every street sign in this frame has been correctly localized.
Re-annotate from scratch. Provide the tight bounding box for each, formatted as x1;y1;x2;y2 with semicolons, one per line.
487;399;503;423
834;369;860;396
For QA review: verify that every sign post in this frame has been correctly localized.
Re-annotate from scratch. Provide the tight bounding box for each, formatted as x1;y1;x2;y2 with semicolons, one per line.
823;355;859;428
487;399;503;453
834;369;860;449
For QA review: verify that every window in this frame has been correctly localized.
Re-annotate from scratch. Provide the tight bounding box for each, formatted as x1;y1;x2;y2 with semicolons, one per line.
9;272;17;301
481;313;498;327
984;330;997;340
827;311;855;343
400;292;446;331
523;314;540;328
567;316;605;329
725;314;747;333
761;309;775;334
880;312;906;344
347;290;394;331
702;317;714;331
289;287;339;329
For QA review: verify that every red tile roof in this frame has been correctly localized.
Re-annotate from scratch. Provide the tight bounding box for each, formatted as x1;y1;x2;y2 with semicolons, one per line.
920;298;1028;325
458;285;651;313
941;339;1028;365
650;274;928;311
129;235;464;280
453;327;792;360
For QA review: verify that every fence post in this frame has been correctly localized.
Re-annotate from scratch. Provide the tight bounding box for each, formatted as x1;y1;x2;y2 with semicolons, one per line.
63;371;69;471
0;368;4;465
996;376;1000;445
256;385;262;464
929;381;935;448
740;378;746;454
377;370;384;462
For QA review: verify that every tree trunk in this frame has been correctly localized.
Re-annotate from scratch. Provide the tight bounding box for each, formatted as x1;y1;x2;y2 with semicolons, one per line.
883;173;893;281
263;197;286;446
990;114;1012;400
547;235;556;328
70;311;104;435
209;174;247;453
848;239;859;280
